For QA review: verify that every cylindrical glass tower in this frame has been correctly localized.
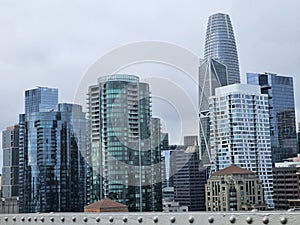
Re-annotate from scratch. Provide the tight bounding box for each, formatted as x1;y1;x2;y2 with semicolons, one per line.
204;13;240;84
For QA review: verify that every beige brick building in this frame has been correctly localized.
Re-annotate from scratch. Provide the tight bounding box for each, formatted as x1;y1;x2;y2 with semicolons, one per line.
206;165;266;211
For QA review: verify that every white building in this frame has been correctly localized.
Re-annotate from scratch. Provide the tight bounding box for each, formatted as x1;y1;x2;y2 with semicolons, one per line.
209;84;274;208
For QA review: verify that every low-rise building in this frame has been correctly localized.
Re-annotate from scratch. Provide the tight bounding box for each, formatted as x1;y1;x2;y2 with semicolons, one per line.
163;201;188;212
273;156;300;209
84;199;128;213
273;163;300;209
206;165;266;211
162;187;174;202
0;197;19;214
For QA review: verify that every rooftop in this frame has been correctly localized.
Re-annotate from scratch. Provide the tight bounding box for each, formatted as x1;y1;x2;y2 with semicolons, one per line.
212;165;255;176
84;199;128;210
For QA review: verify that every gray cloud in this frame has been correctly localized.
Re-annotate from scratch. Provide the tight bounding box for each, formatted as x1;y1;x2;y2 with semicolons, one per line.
1;0;300;169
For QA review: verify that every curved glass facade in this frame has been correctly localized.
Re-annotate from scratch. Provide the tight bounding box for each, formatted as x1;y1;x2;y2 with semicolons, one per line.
204;13;240;84
19;104;87;213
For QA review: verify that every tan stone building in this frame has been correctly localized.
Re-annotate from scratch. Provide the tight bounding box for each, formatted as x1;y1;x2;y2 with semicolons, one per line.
84;199;128;213
205;165;266;211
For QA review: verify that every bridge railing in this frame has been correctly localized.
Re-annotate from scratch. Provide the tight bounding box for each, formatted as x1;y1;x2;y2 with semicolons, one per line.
1;211;300;225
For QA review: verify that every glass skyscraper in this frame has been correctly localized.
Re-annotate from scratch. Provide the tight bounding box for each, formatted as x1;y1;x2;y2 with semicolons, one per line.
247;73;298;163
209;84;274;208
87;74;162;212
204;13;240;84
199;58;228;165
25;87;58;113
19;87;87;213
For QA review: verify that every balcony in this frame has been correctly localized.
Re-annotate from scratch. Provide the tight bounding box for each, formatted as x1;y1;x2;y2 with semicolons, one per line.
0;212;300;225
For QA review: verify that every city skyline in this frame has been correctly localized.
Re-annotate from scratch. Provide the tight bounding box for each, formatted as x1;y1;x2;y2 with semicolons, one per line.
1;0;300;171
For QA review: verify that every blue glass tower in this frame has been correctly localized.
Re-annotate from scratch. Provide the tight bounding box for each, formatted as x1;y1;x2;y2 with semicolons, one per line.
247;73;298;163
25;87;58;113
19;88;87;213
204;13;240;84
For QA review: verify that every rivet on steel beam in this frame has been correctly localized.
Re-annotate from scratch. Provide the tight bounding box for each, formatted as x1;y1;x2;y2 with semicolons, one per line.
40;217;45;222
12;216;16;221
50;217;54;222
83;217;88;222
280;217;288;225
188;216;194;223
109;216;114;223
229;216;236;223
170;216;176;223
28;217;31;222
72;217;76;222
153;216;159;223
34;217;38;222
4;217;8;222
138;217;143;223
246;217;253;224
262;217;269;224
96;217;101;222
122;217;128;223
21;216;25;222
208;216;214;223
61;217;65;222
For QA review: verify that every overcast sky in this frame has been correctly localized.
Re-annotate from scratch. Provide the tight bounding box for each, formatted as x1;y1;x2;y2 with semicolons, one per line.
1;0;300;169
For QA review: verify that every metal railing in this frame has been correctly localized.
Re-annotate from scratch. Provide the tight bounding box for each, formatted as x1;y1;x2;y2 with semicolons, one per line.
1;211;300;225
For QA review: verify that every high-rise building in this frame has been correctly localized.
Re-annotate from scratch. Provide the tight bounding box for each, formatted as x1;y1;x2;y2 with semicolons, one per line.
171;146;202;211
199;58;228;165
247;73;298;163
204;13;240;84
87;74;162;212
298;122;300;154
1;125;20;214
19;94;87;213
160;133;169;151
183;136;198;146
160;132;169;188
197;58;228;210
25;87;58;113
0;175;2;197
209;84;274;208
150;118;163;211
170;137;208;211
206;165;266;211
1;125;19;198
